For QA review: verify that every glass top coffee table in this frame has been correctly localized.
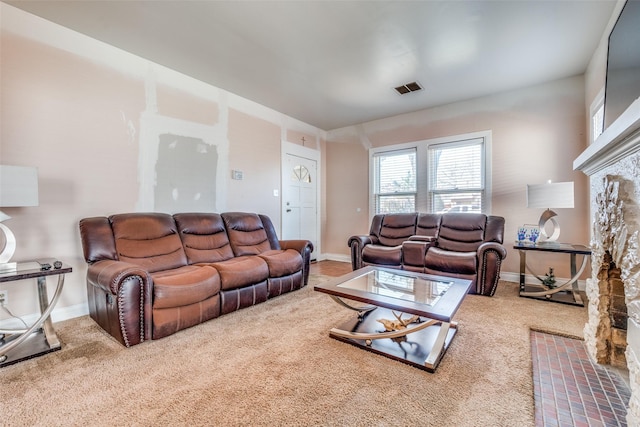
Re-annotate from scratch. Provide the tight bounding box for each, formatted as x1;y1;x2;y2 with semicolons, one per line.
314;266;471;372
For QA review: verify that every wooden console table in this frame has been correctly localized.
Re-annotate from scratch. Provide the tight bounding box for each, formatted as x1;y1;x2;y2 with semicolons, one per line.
514;243;590;306
0;260;71;367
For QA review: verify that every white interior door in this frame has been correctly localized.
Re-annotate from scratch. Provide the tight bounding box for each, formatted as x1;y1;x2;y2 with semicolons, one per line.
282;151;318;260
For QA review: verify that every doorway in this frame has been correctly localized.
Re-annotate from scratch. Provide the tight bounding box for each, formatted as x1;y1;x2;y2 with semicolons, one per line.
281;141;320;260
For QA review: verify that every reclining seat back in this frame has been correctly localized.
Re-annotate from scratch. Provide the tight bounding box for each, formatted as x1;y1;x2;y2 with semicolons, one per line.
111;213;221;339
436;213;488;253
362;213;417;267
173;212;267;315
173;213;235;264
110;213;188;272
222;212;304;299
416;213;441;237
424;213;487;289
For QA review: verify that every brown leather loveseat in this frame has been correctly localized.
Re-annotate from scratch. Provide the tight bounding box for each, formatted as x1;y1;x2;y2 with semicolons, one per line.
79;212;313;347
349;212;506;296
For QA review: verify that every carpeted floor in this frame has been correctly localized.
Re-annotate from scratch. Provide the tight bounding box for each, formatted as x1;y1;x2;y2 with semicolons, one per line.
1;277;588;426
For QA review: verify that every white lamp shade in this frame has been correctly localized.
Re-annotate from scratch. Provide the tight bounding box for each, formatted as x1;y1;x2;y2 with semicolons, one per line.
526;182;574;209
0;165;39;207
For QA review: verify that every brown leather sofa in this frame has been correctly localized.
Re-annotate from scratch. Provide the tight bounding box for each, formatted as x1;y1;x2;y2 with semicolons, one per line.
79;212;313;347
349;212;507;296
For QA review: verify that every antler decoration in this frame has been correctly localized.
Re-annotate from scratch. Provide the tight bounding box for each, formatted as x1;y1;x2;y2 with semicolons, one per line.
377;311;420;331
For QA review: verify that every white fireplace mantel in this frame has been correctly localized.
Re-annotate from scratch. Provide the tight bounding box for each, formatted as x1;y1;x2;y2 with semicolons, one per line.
574;97;640;176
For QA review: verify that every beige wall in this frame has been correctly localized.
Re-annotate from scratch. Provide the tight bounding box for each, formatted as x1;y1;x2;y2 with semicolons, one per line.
325;76;591;279
0;5;323;322
1;3;602;325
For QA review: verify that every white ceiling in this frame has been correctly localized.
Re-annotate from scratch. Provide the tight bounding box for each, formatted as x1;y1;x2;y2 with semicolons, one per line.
6;0;617;131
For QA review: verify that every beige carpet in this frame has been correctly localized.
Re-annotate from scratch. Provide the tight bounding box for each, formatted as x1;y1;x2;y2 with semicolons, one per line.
1;276;587;427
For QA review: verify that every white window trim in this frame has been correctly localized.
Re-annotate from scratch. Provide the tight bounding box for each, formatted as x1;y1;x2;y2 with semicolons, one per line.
369;130;492;220
589;87;605;145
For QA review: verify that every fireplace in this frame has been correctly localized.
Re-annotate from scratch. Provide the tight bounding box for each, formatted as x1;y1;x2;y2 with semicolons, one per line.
575;99;640;424
585;176;637;369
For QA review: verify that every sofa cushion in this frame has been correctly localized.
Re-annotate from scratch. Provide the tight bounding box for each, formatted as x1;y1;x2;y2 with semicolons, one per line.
110;213;188;273
362;244;403;266
376;213;417;247
222;212;272;256
416;213;441;237
151;265;220;309
208;256;270;291
174;213;235;263
436;213;487;252
424;247;477;275
258;249;303;278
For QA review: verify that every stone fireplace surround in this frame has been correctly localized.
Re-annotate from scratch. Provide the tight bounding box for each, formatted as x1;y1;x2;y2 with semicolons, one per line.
575;98;640;425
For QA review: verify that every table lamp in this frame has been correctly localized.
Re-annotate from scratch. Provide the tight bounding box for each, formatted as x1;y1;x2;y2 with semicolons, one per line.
526;181;574;243
0;165;39;272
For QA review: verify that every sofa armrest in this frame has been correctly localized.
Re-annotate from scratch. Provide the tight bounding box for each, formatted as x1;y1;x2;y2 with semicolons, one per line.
348;235;376;270
475;242;508;296
86;260;153;346
402;240;434;267
279;240;314;286
279;239;314;256
87;260;150;294
477;242;508;260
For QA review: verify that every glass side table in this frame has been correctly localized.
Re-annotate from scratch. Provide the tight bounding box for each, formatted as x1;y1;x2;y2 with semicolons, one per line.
514;243;590;307
0;260;71;367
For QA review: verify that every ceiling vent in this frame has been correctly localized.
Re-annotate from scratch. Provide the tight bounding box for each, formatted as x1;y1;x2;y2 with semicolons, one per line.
394;81;423;95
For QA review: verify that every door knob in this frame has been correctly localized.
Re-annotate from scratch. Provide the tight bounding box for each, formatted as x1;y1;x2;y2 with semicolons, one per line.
286;209;292;212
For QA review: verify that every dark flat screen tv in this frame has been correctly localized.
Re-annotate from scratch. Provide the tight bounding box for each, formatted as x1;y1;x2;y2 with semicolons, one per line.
604;0;640;130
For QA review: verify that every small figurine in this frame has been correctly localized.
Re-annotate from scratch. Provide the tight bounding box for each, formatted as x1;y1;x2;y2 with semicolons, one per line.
542;267;556;288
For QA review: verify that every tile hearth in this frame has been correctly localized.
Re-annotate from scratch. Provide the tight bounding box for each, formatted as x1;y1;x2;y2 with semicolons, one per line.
532;330;631;427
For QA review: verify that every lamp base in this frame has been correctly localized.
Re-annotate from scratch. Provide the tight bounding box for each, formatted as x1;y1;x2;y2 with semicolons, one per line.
538;209;561;242
0;221;17;265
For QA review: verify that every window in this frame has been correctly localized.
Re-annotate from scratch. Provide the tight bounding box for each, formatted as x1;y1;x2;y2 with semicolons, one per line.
590;88;605;143
592;104;604;142
372;148;416;213
428;138;484;213
370;131;490;216
291;165;311;183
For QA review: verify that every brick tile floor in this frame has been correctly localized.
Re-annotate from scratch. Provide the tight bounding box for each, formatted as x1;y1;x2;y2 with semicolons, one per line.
531;330;631;427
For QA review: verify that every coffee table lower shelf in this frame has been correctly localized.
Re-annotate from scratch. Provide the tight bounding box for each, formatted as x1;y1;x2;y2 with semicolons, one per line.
0;329;61;368
329;307;457;373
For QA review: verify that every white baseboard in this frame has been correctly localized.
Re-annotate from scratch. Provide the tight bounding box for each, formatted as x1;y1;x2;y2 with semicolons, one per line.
315;253;351;263
0;303;89;330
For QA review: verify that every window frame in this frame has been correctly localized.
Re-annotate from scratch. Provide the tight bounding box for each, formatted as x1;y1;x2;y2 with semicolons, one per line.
590;87;605;144
371;147;417;214
369;130;492;219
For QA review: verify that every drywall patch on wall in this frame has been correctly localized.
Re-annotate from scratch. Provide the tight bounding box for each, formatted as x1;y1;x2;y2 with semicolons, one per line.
137;112;228;213
137;65;228;213
154;134;218;213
